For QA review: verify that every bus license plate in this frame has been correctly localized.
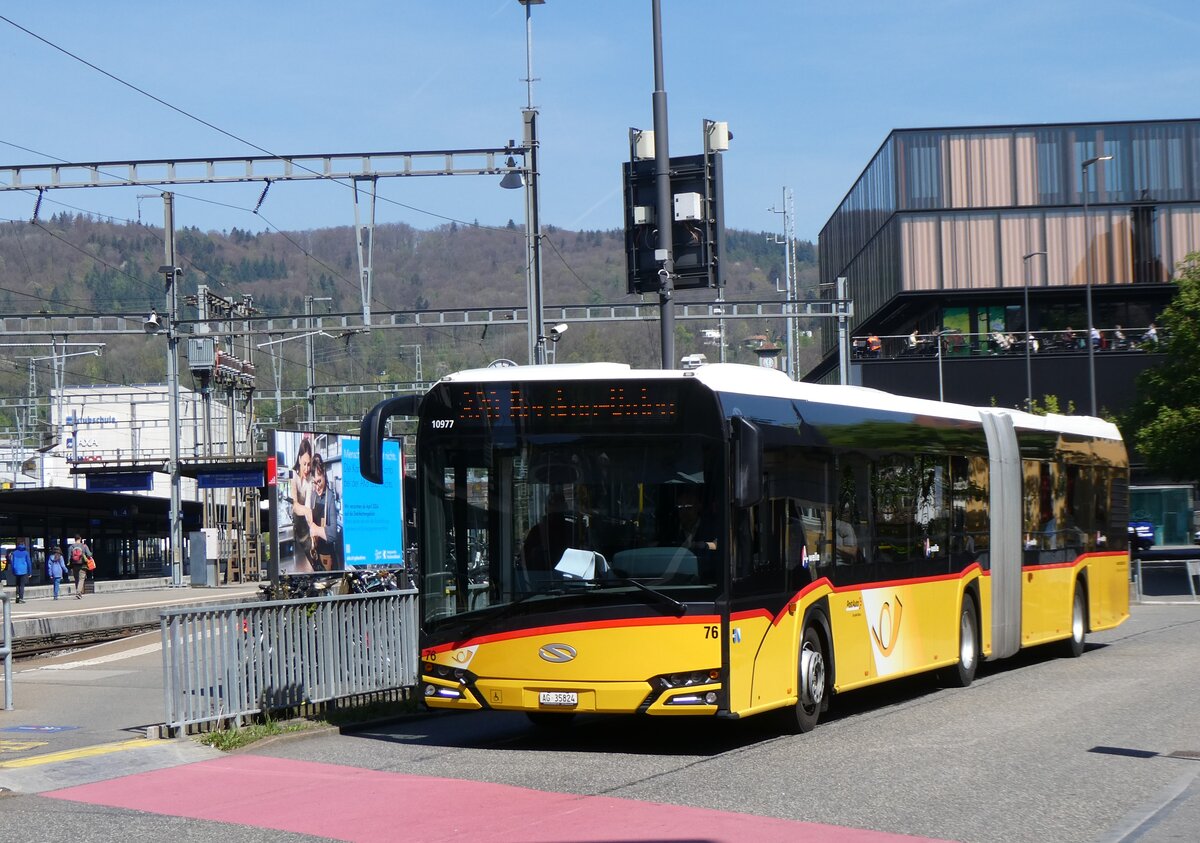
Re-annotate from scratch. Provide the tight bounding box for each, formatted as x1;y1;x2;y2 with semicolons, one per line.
538;691;578;707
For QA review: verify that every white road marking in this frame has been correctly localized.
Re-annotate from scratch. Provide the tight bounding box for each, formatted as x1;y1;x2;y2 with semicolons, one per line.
21;640;162;672
24;669;134;681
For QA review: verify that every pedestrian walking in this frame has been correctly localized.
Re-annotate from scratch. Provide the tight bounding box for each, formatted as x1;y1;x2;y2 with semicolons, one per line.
46;545;68;600
10;540;31;603
67;534;94;599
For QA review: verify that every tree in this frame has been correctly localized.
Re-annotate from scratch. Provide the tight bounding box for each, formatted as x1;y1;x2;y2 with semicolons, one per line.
1122;252;1200;478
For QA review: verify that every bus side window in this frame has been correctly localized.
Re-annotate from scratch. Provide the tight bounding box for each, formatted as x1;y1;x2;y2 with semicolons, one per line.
761;449;833;590
733;503;760;583
826;454;873;587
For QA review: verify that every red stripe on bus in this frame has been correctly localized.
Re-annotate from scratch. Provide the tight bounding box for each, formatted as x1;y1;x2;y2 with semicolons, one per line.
426;552;1128;653
425;612;723;654
1021;550;1127;572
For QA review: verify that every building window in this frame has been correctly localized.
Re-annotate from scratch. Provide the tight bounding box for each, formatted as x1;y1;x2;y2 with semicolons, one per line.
905;137;941;208
1132;203;1160;284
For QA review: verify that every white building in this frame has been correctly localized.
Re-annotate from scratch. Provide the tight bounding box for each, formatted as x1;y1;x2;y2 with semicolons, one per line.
4;383;250;499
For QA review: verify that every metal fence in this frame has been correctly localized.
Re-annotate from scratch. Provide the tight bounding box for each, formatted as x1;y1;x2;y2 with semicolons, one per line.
160;590;419;734
853;326;1162;361
1;591;12;710
1134;558;1200;603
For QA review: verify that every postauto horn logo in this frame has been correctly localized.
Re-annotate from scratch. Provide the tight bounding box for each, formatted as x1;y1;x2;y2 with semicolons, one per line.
538;643;577;663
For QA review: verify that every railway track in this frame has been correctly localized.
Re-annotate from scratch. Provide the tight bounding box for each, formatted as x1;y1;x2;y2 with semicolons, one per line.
11;621;161;659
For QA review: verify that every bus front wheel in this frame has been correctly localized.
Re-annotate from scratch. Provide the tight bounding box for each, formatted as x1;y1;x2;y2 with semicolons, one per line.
945;597;979;688
1060;582;1087;658
781;624;827;734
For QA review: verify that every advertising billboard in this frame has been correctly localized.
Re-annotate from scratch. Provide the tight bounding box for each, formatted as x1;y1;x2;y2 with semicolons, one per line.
270;429;404;576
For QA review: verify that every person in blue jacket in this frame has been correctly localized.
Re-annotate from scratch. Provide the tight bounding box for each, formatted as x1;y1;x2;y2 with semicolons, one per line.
46;545;68;600
10;540;32;603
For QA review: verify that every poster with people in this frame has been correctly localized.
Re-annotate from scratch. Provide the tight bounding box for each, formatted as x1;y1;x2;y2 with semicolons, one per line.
270;429;404;576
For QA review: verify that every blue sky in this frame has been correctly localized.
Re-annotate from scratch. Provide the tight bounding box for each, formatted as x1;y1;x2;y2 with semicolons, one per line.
2;1;1198;243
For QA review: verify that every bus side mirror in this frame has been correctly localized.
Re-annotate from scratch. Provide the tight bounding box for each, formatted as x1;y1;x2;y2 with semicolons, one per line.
732;415;762;508
360;395;422;484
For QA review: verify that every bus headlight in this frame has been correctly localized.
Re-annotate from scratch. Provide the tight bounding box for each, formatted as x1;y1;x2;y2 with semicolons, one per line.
663;691;719;706
654;669;720;690
424;683;465;700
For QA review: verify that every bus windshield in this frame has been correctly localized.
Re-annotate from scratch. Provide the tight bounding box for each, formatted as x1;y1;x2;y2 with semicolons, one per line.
419;434;724;628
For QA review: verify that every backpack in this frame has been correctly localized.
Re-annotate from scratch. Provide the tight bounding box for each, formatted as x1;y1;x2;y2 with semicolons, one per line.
70;546;84;563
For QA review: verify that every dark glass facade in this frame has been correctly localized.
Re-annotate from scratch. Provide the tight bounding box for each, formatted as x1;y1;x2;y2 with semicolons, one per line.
812;119;1200;390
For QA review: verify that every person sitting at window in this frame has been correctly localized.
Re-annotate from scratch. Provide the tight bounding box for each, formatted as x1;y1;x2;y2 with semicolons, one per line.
523;490;575;572
670;485;717;555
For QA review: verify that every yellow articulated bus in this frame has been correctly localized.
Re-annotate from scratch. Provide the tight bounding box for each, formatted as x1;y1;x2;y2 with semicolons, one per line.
359;362;1129;731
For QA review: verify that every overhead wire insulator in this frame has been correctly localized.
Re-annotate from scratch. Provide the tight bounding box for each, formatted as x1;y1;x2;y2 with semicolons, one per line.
253;179;271;215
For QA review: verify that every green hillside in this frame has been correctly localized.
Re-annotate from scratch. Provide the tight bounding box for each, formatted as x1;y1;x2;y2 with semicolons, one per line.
0;215;821;427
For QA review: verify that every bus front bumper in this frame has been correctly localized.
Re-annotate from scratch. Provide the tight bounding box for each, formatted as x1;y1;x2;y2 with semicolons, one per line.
421;675;721;716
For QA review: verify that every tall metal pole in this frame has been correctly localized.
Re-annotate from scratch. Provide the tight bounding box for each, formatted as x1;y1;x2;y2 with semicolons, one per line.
1023;250;1046;411
836;276;850;385
717;291;727;364
769;187;797;377
1083;165;1096;417
198;289;215;534
524;109;546;365
937;337;944;402
519;1;546;365
161;192;183;587
270;335;282;420
304;295;316;426
1081;154;1111;417
651;0;675;369
786;191;797;379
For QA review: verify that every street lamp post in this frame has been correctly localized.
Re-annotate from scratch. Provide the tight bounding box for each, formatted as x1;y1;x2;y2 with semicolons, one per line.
1082;154;1113;417
518;0;546;365
650;0;675;369
1022;250;1047;411
159;192;184;587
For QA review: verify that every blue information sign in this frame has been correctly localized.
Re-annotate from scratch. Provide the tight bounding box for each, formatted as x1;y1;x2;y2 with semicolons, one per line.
86;472;155;492
197;469;264;489
340;437;405;568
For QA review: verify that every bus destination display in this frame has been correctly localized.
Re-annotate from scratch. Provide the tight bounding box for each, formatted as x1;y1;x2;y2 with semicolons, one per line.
448;384;679;426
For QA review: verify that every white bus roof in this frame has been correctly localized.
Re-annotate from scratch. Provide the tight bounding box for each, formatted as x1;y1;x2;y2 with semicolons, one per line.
435;362;1122;442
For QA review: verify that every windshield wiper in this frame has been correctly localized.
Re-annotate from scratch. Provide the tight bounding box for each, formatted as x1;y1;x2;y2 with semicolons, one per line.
591;577;688;617
452;587;565;642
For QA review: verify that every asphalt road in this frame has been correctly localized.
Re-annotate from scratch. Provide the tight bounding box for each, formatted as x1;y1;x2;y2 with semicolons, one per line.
254;603;1200;843
1;602;1197;842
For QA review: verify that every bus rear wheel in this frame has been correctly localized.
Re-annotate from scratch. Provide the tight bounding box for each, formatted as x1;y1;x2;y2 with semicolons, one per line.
781;624;827;734
1060;582;1087;658
944;597;979;688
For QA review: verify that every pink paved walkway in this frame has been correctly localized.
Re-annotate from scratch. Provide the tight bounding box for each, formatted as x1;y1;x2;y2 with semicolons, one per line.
47;755;949;842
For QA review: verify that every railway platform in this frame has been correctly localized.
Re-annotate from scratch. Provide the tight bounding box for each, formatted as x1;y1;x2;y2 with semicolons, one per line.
1;579;261;654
